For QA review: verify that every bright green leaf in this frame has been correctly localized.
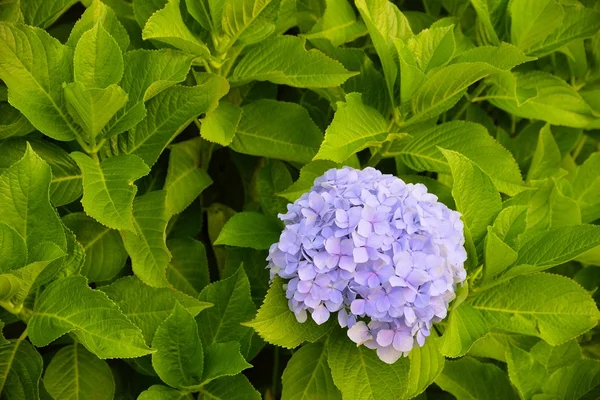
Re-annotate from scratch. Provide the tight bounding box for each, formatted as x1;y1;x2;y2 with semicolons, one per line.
468;273;599;345
200;102;242;147
102;275;211;343
303;0;366;47
435;357;518;400
62;212;127;282
71;152;150;231
327;327;410;400
440;302;489;358
388;121;525;195
527;124;562;182
0;23;79;141
73;23;124;89
214;212;281;250
0;338;42;400
441;149;502;245
152;302;204;389
197;375;261;400
231;36;356;88
165;137;212;215
314;93;391;163
0;144;66;251
64;82;128;141
107;76;228;167
281;342;341;400
44;342;115;400
202;342;252;384
120;191;172;288
166;237;211;297
29;276;153;359
230;99;323;164
197;267;256;349
245;277;333;349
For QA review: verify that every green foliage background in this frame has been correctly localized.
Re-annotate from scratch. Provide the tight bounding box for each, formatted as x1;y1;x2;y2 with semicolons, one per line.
1;0;600;399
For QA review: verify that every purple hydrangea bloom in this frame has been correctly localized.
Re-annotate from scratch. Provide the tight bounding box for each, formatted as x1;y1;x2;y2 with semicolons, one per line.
267;167;467;364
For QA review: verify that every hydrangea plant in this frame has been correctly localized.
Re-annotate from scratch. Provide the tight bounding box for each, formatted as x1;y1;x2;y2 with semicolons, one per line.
268;167;467;363
1;0;600;399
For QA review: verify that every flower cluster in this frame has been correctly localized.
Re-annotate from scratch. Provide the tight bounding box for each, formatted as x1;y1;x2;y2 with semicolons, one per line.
267;167;467;364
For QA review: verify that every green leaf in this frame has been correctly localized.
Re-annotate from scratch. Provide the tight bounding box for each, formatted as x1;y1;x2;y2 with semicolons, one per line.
435;357;518;400
103;275;211;344
214;211;281;250
138;385;194;400
470;0;509;45
20;0;76;28
0;223;26;273
407;25;455;72
166;237;210;297
509;0;564;53
571;153;600;223
279;160;338;202
231;36;356;88
245;277;332;349
527;3;600;57
484;228;517;281
487;71;596;128
64;82;128;142
491;205;528;248
43;342;115;400
152;302;204;389
504;225;600;278
0;23;79;141
356;0;412;106
142;0;211;59
0;103;34;140
0;138;83;207
527;124;562;182
197;375;261;400
186;0;222;33
441;149;502;245
197;267;256;350
107;76;228;167
165;137;212;215
0;242;66;312
530;340;582;375
468;332;539;363
29;276;153;359
73;23;124;89
0;338;42;400
220;0;277;48
230;99;323;164
303;0;366;47
0;0;23;23
257;160;293;217
314;93;392;163
405;333;445;399
440;302;489;358
202;342;252;384
410;43;532;120
62;212;127;282
281;342;341;400
200;102;242;146
70;152;150;231
0;144;66;251
101;49;193;139
468;273;599;345
67;0;130;52
120;191;172;288
327;327;410;400
506;345;547;399
388;121;525;195
540;359;600;399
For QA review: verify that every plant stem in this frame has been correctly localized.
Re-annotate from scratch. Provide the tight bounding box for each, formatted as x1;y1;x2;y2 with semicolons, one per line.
271;347;280;397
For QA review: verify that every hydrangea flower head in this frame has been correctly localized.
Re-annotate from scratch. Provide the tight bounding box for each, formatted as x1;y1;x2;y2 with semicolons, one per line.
267;167;467;364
